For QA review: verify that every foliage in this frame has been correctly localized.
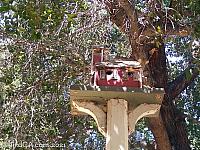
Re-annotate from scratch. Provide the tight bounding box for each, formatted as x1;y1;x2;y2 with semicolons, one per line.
0;0;103;149
0;0;133;149
0;0;200;149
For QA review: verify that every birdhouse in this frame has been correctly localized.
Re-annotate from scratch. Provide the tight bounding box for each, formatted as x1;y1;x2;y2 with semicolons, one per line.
91;45;143;88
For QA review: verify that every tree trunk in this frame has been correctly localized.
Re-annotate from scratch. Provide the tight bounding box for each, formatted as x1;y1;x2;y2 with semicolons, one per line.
130;37;191;150
160;95;191;150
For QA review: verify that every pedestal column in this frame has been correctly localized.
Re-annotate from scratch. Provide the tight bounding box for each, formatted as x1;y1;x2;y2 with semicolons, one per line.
106;99;128;150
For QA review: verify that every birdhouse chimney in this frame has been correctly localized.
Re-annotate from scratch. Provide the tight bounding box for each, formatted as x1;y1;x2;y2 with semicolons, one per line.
91;45;109;72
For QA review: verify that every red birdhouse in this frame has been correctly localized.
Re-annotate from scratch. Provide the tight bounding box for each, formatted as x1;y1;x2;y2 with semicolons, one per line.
91;46;143;88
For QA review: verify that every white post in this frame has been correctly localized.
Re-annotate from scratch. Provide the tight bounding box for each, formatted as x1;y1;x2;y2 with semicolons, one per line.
106;99;128;150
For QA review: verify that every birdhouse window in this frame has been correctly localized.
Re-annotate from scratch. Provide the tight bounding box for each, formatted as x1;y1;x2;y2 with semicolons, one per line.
132;72;140;80
122;70;128;80
128;72;134;77
112;69;118;80
106;70;113;75
100;70;106;79
126;71;138;80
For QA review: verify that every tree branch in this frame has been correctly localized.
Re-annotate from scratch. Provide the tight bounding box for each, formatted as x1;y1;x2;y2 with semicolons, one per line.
184;113;200;126
104;0;127;32
105;0;191;38
141;24;191;37
118;0;138;35
70;16;109;36
167;65;199;99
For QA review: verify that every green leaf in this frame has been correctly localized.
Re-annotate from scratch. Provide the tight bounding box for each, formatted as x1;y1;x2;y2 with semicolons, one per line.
163;0;171;7
67;13;77;22
185;68;192;80
156;26;162;34
0;5;10;12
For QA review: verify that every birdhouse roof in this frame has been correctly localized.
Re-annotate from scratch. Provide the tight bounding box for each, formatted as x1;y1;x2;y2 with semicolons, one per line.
95;60;141;68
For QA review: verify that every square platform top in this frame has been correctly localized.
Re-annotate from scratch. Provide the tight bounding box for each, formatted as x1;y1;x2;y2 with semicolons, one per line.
70;85;164;108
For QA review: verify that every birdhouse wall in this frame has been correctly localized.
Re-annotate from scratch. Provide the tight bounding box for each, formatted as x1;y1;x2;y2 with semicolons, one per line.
94;68;142;88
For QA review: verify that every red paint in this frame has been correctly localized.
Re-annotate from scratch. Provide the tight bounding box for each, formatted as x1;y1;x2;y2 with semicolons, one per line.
93;68;142;88
91;46;143;88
